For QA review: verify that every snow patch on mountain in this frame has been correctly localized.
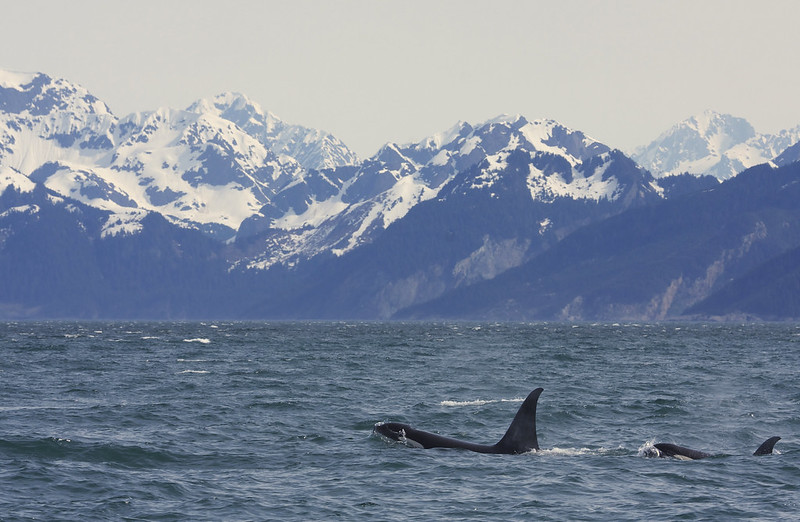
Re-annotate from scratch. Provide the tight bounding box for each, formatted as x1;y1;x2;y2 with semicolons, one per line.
527;153;619;202
272;195;349;230
336;173;436;255
0;203;39;219
1;165;35;193
101;209;150;237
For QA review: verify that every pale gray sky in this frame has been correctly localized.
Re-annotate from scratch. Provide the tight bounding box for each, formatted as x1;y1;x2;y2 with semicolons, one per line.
3;0;799;157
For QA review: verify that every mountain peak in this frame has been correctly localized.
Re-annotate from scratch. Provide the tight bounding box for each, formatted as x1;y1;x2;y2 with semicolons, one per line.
683;110;755;150
0;68;112;117
188;92;281;132
0;69;40;90
483;113;527;127
633;110;765;179
410;120;473;152
187;92;357;171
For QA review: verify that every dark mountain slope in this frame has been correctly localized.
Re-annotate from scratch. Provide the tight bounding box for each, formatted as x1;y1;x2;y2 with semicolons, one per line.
686;244;800;320
0;186;106;317
397;162;800;320
0;185;237;319
245;149;661;319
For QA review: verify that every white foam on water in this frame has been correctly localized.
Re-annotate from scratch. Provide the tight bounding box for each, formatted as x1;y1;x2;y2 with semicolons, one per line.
439;398;525;407
637;439;661;458
536;447;600;457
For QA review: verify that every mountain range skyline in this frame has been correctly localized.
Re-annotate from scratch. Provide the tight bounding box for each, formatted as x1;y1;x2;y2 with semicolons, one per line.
3;68;800;256
2;67;800;321
3;67;797;175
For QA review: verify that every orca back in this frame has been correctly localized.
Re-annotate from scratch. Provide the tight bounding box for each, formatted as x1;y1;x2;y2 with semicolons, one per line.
653;443;712;460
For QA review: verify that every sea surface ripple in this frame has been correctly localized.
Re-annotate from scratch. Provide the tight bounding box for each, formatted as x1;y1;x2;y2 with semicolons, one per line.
1;322;798;520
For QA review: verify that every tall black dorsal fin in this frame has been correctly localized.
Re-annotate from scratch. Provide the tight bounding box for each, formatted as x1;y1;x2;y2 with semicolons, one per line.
494;387;543;454
753;436;781;456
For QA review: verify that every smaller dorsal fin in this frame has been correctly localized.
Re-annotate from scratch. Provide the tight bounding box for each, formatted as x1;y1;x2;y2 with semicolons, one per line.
753;436;780;456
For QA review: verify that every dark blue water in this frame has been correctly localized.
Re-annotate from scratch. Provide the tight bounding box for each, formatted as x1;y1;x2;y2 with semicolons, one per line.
1;322;798;520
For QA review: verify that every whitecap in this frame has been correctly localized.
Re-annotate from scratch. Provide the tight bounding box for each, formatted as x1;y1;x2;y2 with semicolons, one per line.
537;447;597;457
183;338;211;344
439;397;524;407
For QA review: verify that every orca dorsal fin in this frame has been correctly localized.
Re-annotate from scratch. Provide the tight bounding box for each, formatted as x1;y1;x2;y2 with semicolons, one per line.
494;387;543;454
753;436;781;456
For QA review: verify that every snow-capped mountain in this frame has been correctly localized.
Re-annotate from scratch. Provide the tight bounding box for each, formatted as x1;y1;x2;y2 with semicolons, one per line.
233;114;659;270
188;93;359;171
246;120;663;318
0;70;116;174
6;68;772;281
0;69;350;240
633;110;800;179
0;69;663;270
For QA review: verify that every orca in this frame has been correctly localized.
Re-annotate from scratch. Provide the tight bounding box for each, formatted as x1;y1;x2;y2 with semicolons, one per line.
374;387;543;454
653;436;781;460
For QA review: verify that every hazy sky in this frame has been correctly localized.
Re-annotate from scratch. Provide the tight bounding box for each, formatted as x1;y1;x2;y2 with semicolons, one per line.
3;0;800;157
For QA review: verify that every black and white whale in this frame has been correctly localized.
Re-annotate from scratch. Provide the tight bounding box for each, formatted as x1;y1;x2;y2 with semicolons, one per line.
374;387;543;454
652;436;781;460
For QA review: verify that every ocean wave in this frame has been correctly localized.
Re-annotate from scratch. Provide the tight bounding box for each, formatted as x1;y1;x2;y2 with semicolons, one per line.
439;398;525;407
0;436;179;468
183;338;211;344
536;447;601;457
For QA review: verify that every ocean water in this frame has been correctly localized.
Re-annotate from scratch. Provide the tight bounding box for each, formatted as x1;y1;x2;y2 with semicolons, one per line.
0;321;798;520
